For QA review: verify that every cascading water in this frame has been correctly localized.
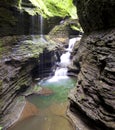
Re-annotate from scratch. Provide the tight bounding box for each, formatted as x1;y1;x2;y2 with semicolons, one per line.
8;36;81;130
66;37;81;52
31;15;45;42
48;36;81;82
54;68;68;77
40;15;43;38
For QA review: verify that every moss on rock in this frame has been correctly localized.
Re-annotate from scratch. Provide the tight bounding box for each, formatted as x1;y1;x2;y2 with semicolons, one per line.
48;18;82;44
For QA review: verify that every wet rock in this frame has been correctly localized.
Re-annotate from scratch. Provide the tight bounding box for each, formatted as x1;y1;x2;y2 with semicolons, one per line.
8;101;39;130
68;29;115;130
18;101;39;121
74;0;115;33
0;1;61;36
0;35;57;129
0;0;31;36
68;1;115;129
48;18;82;44
68;39;81;76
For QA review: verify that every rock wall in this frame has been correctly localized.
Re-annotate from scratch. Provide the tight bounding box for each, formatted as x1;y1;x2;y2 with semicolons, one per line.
73;0;115;33
0;0;31;36
0;0;61;36
68;0;115;130
0;36;57;129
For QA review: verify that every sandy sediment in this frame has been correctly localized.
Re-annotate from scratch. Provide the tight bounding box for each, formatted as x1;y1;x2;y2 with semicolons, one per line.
8;101;39;130
18;101;39;121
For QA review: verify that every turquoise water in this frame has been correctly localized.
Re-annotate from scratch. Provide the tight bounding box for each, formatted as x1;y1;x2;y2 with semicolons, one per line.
9;76;76;130
27;76;76;108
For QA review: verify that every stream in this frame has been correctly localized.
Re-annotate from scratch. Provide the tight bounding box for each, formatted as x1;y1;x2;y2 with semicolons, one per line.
9;76;76;130
8;15;81;130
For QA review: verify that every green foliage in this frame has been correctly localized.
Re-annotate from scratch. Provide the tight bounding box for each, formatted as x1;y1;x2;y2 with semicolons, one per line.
0;126;3;130
18;0;22;10
19;0;77;19
71;24;83;32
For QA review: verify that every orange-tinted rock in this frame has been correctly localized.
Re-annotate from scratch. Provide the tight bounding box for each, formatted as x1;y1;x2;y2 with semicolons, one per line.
37;88;54;96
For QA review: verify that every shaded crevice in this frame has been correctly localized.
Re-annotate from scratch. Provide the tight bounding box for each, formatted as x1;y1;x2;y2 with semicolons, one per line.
69;100;114;130
97;93;115;114
15;85;29;95
98;60;106;74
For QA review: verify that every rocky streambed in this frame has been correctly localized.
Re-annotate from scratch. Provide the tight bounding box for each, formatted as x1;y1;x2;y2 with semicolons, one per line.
8;76;77;130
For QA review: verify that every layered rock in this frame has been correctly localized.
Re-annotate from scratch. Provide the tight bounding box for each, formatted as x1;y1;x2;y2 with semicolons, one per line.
0;36;57;129
49;18;82;44
68;0;115;130
0;0;31;36
74;0;115;33
0;0;61;36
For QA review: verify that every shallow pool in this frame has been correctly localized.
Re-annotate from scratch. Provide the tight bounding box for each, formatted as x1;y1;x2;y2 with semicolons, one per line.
9;76;76;130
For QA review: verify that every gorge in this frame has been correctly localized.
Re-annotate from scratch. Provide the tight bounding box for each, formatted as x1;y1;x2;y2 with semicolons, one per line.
0;0;115;130
8;36;78;130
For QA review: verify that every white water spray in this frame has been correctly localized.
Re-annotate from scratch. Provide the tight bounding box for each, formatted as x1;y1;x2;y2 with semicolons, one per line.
48;36;81;82
40;15;43;38
31;15;46;43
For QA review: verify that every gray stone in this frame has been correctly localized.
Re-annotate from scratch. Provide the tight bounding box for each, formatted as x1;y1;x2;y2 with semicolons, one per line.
68;0;115;129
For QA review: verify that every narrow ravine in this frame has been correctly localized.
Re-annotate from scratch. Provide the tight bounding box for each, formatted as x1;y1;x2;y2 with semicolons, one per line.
8;36;80;130
0;1;115;130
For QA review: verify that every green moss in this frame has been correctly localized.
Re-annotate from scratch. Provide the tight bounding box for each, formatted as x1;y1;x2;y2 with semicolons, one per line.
49;18;82;38
71;24;83;32
19;0;77;19
18;96;25;102
19;37;57;58
0;126;3;130
33;85;41;93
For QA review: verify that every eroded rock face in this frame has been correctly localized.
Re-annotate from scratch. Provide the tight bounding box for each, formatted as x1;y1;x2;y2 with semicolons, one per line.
0;0;31;36
0;36;57;129
74;0;115;33
0;0;61;36
68;0;115;130
69;29;115;129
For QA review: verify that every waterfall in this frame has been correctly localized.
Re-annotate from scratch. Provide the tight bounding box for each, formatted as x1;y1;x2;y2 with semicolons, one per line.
31;15;43;36
31;15;45;42
48;36;81;82
66;37;81;52
40;15;43;38
54;68;68;76
60;52;71;67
